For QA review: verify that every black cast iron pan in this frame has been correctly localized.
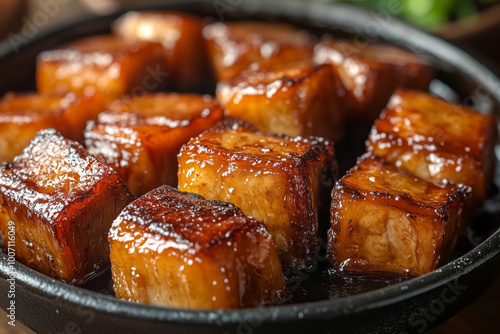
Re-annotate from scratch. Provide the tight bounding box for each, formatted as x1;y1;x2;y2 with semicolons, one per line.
1;0;500;333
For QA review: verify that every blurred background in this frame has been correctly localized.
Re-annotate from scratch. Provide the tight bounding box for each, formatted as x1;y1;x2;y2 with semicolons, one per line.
2;0;500;64
313;0;500;64
1;0;500;333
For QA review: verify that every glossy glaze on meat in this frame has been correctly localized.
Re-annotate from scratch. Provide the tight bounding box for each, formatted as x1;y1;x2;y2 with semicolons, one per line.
203;21;314;81
109;185;285;309
36;35;167;102
178;119;338;268
328;154;469;276
217;61;344;141
0;92;105;163
1;10;496;309
314;39;432;122
367;89;497;214
113;11;210;91
0;129;133;283
85;93;224;196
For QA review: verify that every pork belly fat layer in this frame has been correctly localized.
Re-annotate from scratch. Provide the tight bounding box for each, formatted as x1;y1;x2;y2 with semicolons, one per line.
178;120;338;268
85;93;224;196
37;35;167;102
367;89;497;214
328;154;469;276
0;129;133;283
109;185;285;309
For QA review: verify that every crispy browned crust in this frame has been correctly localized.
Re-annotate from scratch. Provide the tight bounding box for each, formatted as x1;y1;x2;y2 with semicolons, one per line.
203;21;314;81
314;38;432;122
84;93;224;196
367;89;497;214
217;61;344;141
328;154;469;276
0;129;133;283
36;35;167;102
113;11;210;91
109;185;285;309
0;92;105;163
178;119;338;268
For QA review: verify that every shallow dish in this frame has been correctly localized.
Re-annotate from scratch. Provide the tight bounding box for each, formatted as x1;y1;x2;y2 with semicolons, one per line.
1;0;500;333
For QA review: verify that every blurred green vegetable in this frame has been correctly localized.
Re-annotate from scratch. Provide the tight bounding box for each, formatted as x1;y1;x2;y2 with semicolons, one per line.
295;0;499;31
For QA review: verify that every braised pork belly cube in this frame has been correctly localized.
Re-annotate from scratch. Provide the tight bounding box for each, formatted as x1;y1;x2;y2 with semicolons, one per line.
203;21;314;81
37;35;167;102
253;45;314;72
0;129;133;283
113;11;209;91
85;93;223;196
217;62;344;141
314;39;432;122
328;155;469;276
109;185;285;309
367;90;497;214
178;120;338;268
0;92;104;163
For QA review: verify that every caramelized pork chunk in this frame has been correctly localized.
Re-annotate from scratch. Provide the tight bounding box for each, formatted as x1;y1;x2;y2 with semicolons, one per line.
113;11;209;91
217;62;344;141
85;93;223;196
0;129;133;283
367;90;497;213
314;39;432;122
328;154;469;276
0;92;105;163
178;120;338;268
37;35;167;102
203;21;314;81
109;185;285;309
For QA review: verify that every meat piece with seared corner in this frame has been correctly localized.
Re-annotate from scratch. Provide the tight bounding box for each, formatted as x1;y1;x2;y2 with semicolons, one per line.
367;89;497;216
178;119;338;269
203;21;314;81
314;39;432;123
0;129;133;284
0;92;105;163
328;154;469;277
85;93;224;196
217;61;344;141
109;185;285;309
113;11;210;91
37;35;167;102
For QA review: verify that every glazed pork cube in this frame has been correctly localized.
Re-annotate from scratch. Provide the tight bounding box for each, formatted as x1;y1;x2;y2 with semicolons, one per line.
109;185;285;309
0;129;133;283
314;39;432;122
113;11;209;91
367;89;497;213
178;120;338;268
328;154;469;276
37;35;167;102
203;21;313;81
253;45;314;73
217;62;344;141
0;92;105;163
85;93;224;196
